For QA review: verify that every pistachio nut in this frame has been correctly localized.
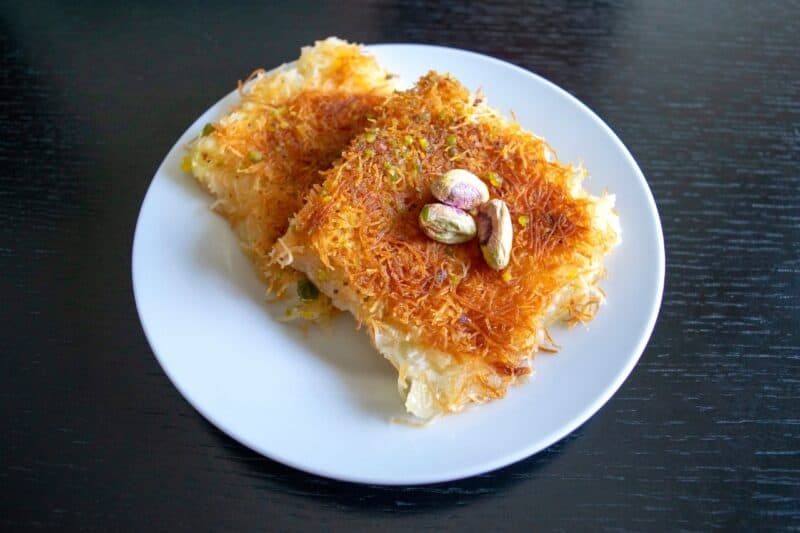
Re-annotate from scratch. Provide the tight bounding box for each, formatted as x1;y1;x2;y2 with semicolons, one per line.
477;199;513;270
431;169;490;211
419;203;477;244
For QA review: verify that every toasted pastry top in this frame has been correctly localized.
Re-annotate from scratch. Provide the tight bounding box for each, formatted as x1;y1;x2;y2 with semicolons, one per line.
189;38;394;313
280;72;619;412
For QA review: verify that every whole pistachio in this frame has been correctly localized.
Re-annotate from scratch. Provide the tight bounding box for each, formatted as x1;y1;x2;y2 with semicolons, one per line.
431;169;490;211
419;203;477;244
477;199;513;270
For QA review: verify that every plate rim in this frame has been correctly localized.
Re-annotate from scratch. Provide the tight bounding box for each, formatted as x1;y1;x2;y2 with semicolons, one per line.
132;42;665;485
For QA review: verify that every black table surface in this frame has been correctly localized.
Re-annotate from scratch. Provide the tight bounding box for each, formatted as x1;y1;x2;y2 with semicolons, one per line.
3;1;799;530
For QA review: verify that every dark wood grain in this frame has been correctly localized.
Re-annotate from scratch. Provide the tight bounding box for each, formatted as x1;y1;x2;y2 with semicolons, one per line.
2;0;799;530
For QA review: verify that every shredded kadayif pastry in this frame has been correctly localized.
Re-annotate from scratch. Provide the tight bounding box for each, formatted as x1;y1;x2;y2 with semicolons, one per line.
188;37;395;319
276;72;620;417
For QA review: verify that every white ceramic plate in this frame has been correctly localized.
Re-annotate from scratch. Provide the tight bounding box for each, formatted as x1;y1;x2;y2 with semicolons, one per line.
132;44;664;485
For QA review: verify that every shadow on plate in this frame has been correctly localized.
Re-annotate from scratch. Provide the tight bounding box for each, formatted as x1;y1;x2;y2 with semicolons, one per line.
167;156;406;421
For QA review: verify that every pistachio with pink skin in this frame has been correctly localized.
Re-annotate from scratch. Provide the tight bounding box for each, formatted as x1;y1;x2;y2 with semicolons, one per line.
477;199;513;270
419;203;477;244
431;169;490;211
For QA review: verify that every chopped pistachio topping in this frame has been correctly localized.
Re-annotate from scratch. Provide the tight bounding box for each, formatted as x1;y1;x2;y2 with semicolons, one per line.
486;171;503;188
